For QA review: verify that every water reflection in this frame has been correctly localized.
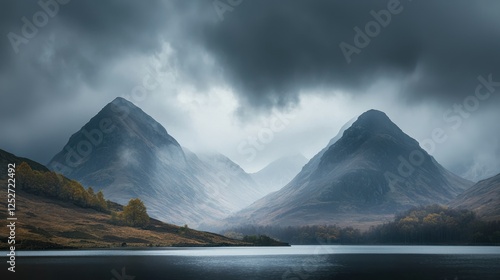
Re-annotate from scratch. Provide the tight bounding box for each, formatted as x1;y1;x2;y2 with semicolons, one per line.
2;246;499;280
12;245;500;257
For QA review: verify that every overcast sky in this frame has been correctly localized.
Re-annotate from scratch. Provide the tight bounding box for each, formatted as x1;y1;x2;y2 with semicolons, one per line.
1;0;499;180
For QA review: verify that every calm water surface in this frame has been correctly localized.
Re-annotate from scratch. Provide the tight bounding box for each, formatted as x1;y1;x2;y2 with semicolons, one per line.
2;245;500;280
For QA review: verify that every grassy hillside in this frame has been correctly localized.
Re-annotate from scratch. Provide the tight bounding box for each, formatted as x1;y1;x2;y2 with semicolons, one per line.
0;150;251;249
0;185;247;249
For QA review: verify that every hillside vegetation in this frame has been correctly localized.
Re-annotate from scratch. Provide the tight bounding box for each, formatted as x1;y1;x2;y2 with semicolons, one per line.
16;162;109;212
0;187;247;249
225;205;500;245
0;160;248;249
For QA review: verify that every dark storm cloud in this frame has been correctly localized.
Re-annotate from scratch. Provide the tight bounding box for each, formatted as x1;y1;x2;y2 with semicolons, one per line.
0;0;189;162
4;0;499;117
1;0;500;177
191;0;500;110
0;0;187;117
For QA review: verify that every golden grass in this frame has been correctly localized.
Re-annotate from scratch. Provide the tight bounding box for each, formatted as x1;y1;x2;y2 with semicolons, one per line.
0;184;247;249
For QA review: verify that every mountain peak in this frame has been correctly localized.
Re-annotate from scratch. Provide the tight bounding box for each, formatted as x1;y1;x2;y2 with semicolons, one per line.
100;97;175;141
231;110;472;228
105;97;141;114
319;109;418;170
111;96;133;106
358;109;390;122
96;97;141;120
334;109;410;147
352;109;398;133
48;96;184;175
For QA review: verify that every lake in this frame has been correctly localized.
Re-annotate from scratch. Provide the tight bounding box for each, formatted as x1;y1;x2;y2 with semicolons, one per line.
2;245;500;279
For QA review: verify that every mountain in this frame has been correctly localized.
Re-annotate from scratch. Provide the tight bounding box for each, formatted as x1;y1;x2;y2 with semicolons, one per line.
449;172;500;221
188;152;265;214
228;110;473;228
251;154;308;194
0;148;247;249
47;97;262;229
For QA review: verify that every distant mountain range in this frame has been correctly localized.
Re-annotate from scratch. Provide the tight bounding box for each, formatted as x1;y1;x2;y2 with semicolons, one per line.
5;97;498;231
47;97;265;229
450;172;500;221
251;154;308;194
227;110;473;228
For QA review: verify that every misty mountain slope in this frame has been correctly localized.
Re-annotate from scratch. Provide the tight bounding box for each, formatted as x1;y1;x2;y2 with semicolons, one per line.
187;151;265;212
48;97;260;228
251;154;308;194
282;117;356;192
450;172;500;221
228;110;473;227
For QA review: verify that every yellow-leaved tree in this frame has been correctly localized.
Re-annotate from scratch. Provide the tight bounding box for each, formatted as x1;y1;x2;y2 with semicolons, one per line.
122;198;150;227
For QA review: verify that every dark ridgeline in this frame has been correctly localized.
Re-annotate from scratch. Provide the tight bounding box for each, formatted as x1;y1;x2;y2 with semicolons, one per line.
228;110;473;228
0;148;49;179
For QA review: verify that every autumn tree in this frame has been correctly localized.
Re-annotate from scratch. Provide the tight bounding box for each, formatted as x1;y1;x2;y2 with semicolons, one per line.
96;190;108;211
17;162;34;191
15;161;109;213
122;198;150;227
43;171;61;196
